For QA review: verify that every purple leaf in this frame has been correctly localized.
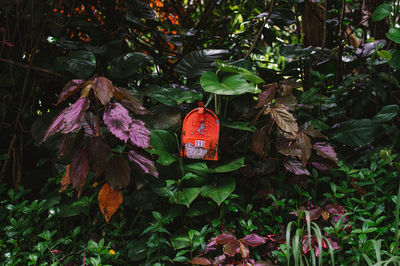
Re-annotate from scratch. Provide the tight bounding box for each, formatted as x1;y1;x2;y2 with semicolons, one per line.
82;112;98;136
94;77;114;106
223;240;241;257
103;102;132;142
204;237;217;254
128;150;158;178
283;157;311;176
42;97;90;143
325;203;346;214
313;142;338;164
87;137;110;176
58;133;71;158
312;161;330;171
241;233;266;247
326;238;340;250
56;79;85;105
70;148;89;198
216;233;236;244
129;118;151;149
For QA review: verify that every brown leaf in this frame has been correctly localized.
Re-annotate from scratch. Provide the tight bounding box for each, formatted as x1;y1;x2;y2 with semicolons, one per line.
59;164;71;192
268;104;298;136
297;133;312;164
87;137;110;177
58;133;71;159
56;79;85;105
277;138;302;158
114;87;149;115
322;210;330;220
94;77;114;106
256;83;277;108
70;149;89;198
98;183;123;222
223;240;241;257
239;240;250;259
251;127;267;158
275;94;297;111
188;257;212;265
105;157;131;190
351;178;367;196
303;123;328;139
80;80;95;97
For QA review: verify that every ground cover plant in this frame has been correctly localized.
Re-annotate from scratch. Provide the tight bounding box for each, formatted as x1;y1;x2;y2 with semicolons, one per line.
1;0;400;265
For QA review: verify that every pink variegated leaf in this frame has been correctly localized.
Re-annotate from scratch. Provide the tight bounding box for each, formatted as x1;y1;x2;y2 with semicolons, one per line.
56;79;86;105
241;233;266;247
313;142;338;164
42;97;90;143
204;237;217;254
128;150;158;178
103;102;132;142
283;157;311;176
223;240;241;257
128;118;151;149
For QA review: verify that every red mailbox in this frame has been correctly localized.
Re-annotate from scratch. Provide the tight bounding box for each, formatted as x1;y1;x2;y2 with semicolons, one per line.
181;102;219;160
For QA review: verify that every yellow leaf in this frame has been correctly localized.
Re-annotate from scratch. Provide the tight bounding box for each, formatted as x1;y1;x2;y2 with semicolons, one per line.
59;164;71;192
98;183;123;223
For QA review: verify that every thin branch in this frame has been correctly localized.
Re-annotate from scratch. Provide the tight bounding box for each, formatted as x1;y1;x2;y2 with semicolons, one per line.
0;58;63;78
243;0;274;59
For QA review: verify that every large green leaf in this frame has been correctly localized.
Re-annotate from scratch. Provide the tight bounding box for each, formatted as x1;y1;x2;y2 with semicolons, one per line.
54;50;96;78
389;49;400;69
215;60;264;84
209;157;245;173
147;130;178;165
148;87;203;106
175;187;201;208
108;52;152;79
373;105;399;123
201;177;236;205
371;4;392;22
221;121;256;132
170;233;191;250
174;49;229;78
200;72;260;95
330;119;380;147
387;28;400;44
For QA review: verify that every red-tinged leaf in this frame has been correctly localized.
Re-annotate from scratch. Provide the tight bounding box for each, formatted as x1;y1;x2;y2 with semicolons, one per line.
267;104;298;136
128;118;151;148
275;94;297;111
58;133;71;158
283;157;311;176
98;183;123;222
216;232;236;244
87;137;110;176
56;79;85;105
105;157;131;190
256;83;277;108
42;97;90;143
313;142;338;164
325;203;346;214
205;238;217;254
239;240;250;259
188;257;212;265
277;138;302;158
59;164;71;192
326;238;340;250
103;102;132;142
223;239;241;257
114;87;150;115
312;161;330;171
94;77;114;106
297;133;312;164
212;254;227;265
82;112;98;136
70;148;89;198
251;127;267;158
266;234;285;243
241;233;266;247
1;39;15;47
308;206;323;220
128;150;158;178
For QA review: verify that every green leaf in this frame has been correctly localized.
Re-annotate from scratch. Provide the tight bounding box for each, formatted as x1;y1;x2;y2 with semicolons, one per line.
201;177;236;205
147;130;178;165
170;234;191;250
54;50;96;78
330;119;380;147
386;28;400;44
148;87;203;106
174;49;229;78
373;105;399;122
175;187;201;208
108;52;152;79
371;4;392;22
200;72;260;95
0;153;9;160
221;121;256;132
378;50;392;60
215;60;264;84
389;49;400;69
209;157;245;173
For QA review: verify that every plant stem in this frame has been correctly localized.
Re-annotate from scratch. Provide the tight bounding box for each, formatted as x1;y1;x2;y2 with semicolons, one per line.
393;179;400;254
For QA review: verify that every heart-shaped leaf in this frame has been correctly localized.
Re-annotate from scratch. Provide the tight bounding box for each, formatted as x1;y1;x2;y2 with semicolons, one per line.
387;27;400;44
372;4;392;22
107;52;152;79
98;183;123;223
175;187;201;207
55;50;96;78
148;86;203;106
201;177;235;205
330;119;380;147
200;72;260;95
372;104;399;122
215;60;264;84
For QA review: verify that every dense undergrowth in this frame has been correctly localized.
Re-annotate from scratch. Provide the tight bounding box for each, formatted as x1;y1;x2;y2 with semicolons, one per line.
1;0;400;265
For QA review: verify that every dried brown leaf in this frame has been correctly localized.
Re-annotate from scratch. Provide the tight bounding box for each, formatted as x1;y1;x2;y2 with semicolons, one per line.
98;183;123;222
59;164;71;192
